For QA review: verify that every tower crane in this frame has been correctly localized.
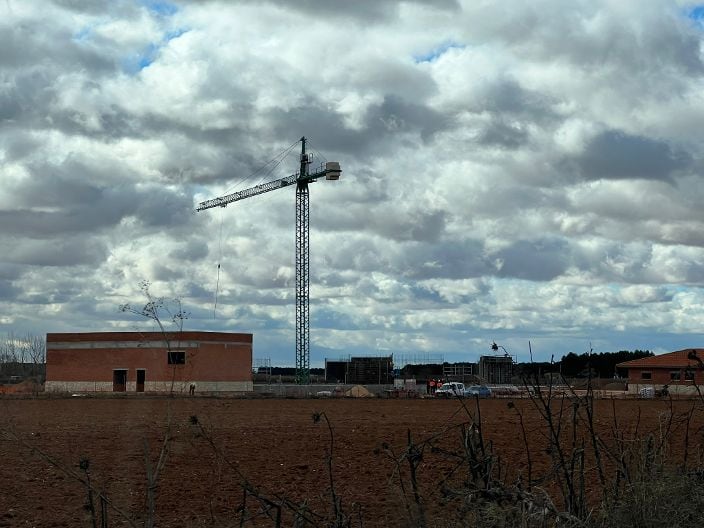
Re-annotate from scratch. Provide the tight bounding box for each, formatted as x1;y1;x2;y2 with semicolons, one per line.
196;137;341;384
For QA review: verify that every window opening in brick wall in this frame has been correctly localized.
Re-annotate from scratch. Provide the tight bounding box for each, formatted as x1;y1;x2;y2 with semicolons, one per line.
685;370;695;381
670;370;681;381
641;371;652;380
167;351;186;365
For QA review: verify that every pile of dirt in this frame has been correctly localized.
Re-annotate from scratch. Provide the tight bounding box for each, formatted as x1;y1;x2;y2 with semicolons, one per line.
345;385;373;398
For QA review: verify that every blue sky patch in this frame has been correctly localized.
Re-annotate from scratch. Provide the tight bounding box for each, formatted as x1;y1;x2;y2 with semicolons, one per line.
413;41;465;63
687;5;704;23
73;26;92;42
121;28;189;74
140;0;178;17
165;27;188;41
122;43;158;74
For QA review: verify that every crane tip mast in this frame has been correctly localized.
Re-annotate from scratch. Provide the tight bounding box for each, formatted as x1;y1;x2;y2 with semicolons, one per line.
196;137;341;384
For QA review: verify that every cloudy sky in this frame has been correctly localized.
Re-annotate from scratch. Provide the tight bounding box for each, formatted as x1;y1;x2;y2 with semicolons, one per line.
3;0;704;366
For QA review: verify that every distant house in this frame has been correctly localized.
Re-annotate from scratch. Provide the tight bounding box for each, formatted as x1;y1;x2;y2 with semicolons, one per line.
45;331;253;393
616;349;704;395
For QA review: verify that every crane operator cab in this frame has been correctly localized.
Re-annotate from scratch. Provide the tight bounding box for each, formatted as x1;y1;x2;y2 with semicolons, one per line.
325;161;341;180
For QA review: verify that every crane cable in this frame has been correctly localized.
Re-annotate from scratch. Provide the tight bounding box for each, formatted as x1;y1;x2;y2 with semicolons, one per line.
212;138;302;318
221;139;300;195
213;212;224;319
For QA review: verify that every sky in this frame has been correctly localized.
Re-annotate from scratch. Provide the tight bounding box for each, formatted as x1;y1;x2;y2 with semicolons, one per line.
3;0;704;367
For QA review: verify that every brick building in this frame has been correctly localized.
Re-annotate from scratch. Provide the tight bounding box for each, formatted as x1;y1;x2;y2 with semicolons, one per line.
617;349;704;395
45;331;253;393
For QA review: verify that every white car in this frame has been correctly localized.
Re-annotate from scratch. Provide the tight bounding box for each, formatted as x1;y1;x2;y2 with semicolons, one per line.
435;382;467;398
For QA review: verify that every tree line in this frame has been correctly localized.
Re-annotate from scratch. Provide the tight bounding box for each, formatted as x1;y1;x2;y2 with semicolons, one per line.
399;350;653;381
0;332;46;381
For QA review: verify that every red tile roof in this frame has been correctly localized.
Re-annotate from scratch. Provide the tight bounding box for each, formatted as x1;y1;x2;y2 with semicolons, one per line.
616;349;704;369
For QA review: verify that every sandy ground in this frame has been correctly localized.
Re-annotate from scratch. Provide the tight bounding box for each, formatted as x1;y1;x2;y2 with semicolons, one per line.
1;396;702;527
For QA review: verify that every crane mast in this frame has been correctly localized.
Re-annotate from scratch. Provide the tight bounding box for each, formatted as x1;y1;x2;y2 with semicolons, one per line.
196;137;341;384
296;139;311;384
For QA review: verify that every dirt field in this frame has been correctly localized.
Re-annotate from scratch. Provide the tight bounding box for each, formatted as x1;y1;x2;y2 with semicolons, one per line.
1;396;703;527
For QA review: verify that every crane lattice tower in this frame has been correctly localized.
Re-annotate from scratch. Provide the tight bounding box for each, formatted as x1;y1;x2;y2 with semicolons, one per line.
197;137;341;384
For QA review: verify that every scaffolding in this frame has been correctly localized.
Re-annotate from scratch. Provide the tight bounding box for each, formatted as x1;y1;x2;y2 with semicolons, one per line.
393;353;444;368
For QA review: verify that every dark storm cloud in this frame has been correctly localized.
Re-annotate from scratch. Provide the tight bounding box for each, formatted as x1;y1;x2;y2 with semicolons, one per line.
24;287;82;305
0;263;23;281
399;239;492;280
366;95;449;143
573;130;690;182
135;188;195;228
139;109;251;148
0;208;123;238
2;236;108;267
468;3;703;77
494;238;570;281
0;130;43;161
169;240;209;262
0;70;58;123
375;209;447;242
50;0;114;13
0;280;20;301
0;20;116;73
314;201;447;243
270;95;447;156
4;163;196;238
464;79;559;149
254;0;459;23
480;79;558;121
151;263;185;282
326;238;389;274
476;119;529;149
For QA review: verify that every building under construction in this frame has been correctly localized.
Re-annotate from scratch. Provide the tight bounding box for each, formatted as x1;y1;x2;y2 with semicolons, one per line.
325;355;393;384
442;362;476;383
479;355;513;384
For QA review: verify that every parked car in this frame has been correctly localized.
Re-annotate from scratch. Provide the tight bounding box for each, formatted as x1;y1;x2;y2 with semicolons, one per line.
466;385;492;398
435;382;466;398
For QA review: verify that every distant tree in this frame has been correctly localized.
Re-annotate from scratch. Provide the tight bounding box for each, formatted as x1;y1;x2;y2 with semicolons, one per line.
120;280;189;394
0;332;46;381
557;350;652;378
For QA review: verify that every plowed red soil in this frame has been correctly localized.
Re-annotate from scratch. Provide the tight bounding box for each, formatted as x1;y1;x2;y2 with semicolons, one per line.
1;396;703;527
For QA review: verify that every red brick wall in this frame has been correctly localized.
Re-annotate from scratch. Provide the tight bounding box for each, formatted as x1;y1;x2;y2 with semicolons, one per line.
46;332;252;384
627;367;704;385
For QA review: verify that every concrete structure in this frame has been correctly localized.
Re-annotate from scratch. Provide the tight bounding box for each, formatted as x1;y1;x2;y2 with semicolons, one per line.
443;362;476;383
479;355;513;385
45;331;253;393
617;349;704;396
324;356;394;384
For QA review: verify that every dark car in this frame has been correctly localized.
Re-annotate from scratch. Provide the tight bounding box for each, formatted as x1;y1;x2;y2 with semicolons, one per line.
466;385;492;398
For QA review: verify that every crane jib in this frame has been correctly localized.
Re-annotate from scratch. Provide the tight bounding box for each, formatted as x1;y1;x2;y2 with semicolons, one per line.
195;162;341;212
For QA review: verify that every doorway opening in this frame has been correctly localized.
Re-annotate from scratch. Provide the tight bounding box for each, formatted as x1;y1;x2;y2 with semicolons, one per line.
113;369;127;392
136;369;145;392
